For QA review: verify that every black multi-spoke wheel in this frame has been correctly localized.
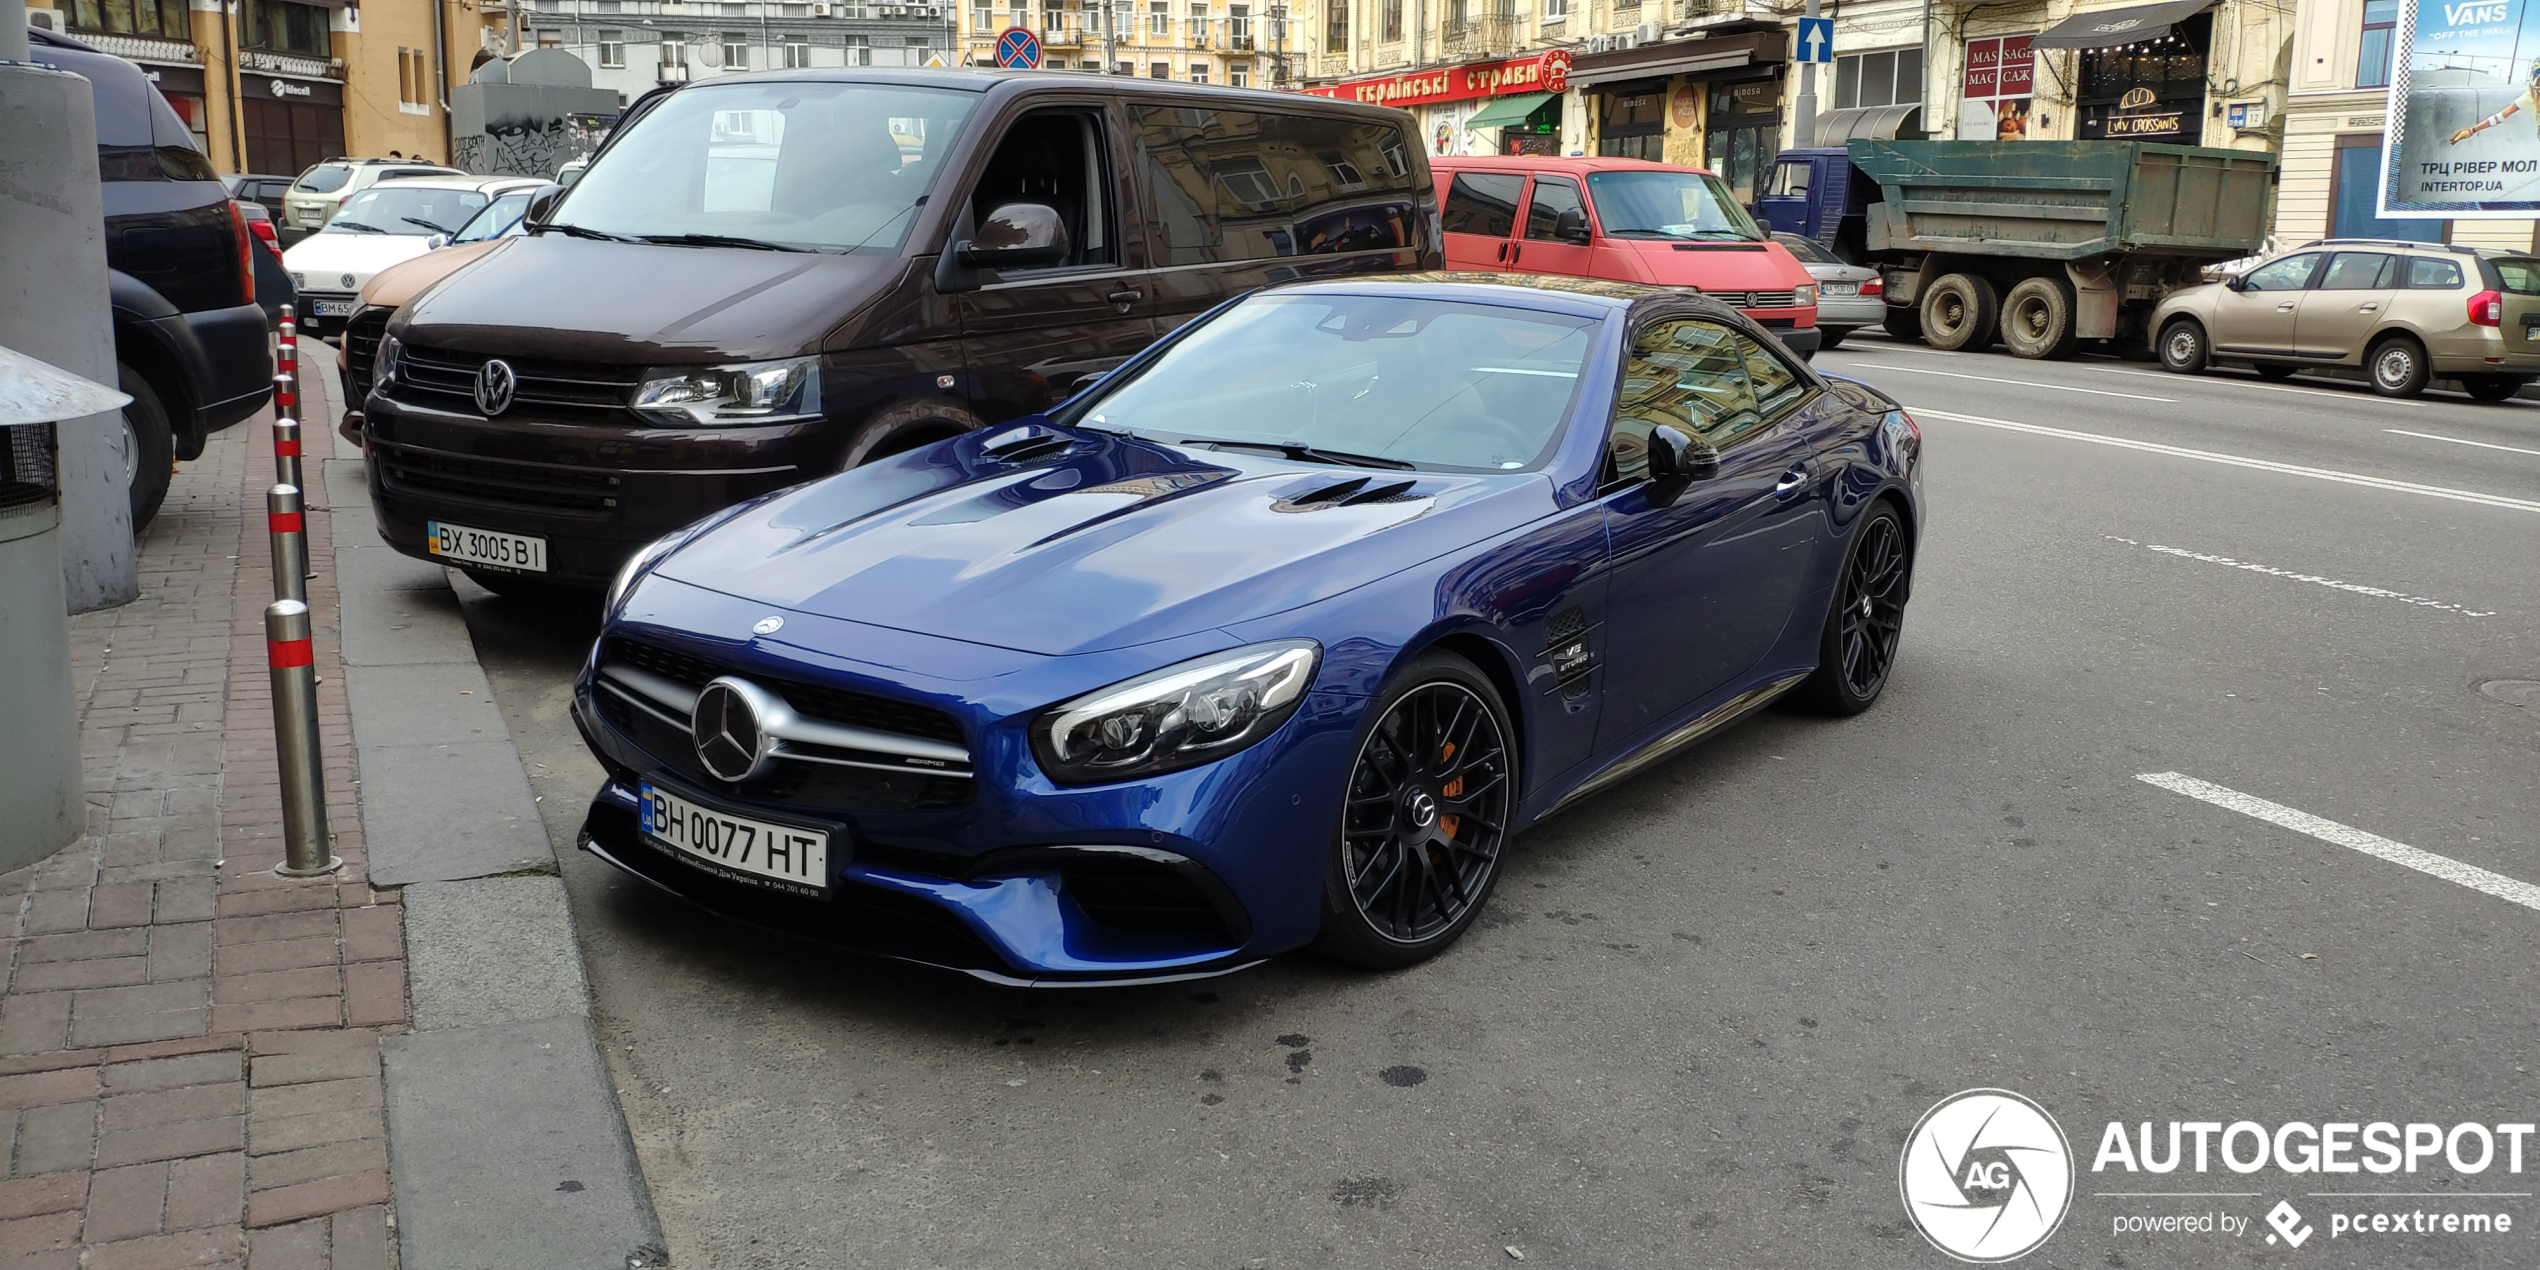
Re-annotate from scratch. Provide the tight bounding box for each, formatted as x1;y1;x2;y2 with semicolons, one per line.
1315;653;1515;968
1794;505;1912;715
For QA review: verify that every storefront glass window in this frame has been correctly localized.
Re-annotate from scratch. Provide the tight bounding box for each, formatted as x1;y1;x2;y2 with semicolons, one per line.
243;0;330;55
1835;48;1923;111
2078;15;2209;140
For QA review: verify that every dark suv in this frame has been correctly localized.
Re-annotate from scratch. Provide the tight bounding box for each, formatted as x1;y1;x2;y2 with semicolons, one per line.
32;29;274;526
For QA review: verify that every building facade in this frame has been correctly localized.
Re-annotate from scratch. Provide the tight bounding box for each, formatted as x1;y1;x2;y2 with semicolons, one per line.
956;0;1287;85
516;0;954;107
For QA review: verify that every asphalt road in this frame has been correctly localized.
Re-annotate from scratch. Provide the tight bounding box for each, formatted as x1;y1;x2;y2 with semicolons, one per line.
451;334;2540;1269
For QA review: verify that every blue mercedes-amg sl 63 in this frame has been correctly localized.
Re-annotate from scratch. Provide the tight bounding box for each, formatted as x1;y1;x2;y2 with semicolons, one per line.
571;273;1922;985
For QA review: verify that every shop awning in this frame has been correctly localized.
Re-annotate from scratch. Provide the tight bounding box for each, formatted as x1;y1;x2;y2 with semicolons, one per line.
1814;104;1922;144
1462;93;1554;129
1567;31;1787;88
2032;0;2211;49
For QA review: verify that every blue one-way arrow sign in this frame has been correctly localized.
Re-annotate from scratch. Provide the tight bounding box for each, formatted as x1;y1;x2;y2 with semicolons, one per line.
1796;17;1834;63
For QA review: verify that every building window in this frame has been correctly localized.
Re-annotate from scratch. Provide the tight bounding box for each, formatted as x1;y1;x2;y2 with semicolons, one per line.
1327;0;1346;49
721;31;749;65
845;33;871;63
1382;0;1400;41
596;0;620;10
784;37;809;65
1228;61;1247;86
1228;2;1247;43
535;0;558;10
1834;47;1923;110
1188;2;1207;43
1151;59;1170;76
1150;0;1169;35
240;0;330;55
64;0;189;39
598;30;625;65
1189;61;1209;81
722;2;745;12
974;4;994;31
2358;0;2397;89
907;34;930;45
1542;0;1564;20
536;28;562;48
784;1;809;13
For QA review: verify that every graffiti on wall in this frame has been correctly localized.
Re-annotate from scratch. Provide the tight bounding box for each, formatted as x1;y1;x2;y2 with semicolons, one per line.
454;110;614;178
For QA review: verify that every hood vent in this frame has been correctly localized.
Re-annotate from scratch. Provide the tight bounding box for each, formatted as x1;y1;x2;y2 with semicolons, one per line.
1272;477;1428;513
980;425;1073;464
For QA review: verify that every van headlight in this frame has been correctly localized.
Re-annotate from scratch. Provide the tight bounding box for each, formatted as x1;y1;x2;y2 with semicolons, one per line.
1033;640;1320;785
373;330;402;389
1793;283;1818;306
631;356;822;426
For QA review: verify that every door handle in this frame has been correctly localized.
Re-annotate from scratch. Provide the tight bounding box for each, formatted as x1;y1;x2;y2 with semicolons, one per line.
1105;287;1140;308
1510;243;1523;265
1496;241;1510;263
2358;303;2379;311
1773;464;1810;497
2277;301;2296;311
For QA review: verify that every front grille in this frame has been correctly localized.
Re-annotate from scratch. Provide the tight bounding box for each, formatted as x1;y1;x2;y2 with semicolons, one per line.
594;686;973;813
606;637;966;746
1059;856;1234;939
342;309;391;401
1706;290;1805;309
373;441;621;514
392;343;642;418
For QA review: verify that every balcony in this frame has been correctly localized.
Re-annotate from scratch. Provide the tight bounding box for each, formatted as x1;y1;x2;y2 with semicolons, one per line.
1044;28;1083;45
1226;33;1252;49
1316;51;1350;77
239;49;342;79
1439;14;1521;58
1672;0;1772;22
70;31;200;66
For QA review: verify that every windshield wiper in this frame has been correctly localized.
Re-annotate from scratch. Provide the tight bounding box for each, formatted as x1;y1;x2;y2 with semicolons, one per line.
328;219;385;234
1178;438;1413;470
541;221;643;243
401;217;452;234
641;233;815;252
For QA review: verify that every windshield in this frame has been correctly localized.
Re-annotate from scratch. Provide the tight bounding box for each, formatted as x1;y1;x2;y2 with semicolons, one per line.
293;163;353;194
2493;257;2540;294
325;185;490;236
452;191;534;243
549;81;978;252
1070;294;1597;472
1588;171;1765;241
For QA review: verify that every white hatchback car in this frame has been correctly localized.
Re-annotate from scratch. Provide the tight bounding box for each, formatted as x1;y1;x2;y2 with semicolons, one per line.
283;175;546;334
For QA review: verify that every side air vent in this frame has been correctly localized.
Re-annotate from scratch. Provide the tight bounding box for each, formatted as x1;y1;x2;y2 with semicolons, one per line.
1546;604;1594;697
1271;477;1428;513
980;425;1072;463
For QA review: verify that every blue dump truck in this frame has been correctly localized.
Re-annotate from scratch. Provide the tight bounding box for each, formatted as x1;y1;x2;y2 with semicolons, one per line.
1757;139;2275;359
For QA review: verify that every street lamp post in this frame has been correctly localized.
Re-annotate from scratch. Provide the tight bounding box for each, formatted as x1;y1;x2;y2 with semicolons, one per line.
1268;0;1287;86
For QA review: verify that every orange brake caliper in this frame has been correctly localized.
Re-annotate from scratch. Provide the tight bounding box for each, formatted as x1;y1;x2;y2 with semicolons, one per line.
1437;740;1461;840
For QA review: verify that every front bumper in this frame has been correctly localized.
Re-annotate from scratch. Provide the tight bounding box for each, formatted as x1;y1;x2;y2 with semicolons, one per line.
568;582;1370;982
291;291;357;336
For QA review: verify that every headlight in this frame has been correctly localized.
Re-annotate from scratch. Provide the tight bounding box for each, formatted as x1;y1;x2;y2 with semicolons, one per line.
631;356;822;426
1793;283;1819;306
1033;640;1320;785
373;331;403;389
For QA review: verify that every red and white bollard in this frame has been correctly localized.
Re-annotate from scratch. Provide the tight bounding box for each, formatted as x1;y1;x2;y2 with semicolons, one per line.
264;599;340;877
268;484;307;605
271;373;303;490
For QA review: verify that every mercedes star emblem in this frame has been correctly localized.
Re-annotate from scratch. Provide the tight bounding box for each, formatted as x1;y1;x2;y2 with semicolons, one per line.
474;358;517;417
691;677;773;783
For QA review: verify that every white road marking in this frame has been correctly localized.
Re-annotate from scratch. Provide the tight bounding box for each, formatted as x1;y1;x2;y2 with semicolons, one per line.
1845;362;2178;401
2082;364;2364;402
2384;428;2540;458
1913;408;2540;514
2102;537;2498;617
2136;773;2540;914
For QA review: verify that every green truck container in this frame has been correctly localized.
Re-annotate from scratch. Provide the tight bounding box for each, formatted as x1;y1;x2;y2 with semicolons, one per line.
1761;140;2277;358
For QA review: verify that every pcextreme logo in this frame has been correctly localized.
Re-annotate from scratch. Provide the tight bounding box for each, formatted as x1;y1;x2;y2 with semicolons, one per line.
1899;1089;2076;1262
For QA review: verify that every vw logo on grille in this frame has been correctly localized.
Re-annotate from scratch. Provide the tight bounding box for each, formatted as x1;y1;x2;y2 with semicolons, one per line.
474;358;518;417
692;677;776;783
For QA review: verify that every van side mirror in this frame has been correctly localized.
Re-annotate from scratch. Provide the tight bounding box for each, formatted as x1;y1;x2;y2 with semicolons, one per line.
1554;207;1591;245
1644;424;1719;507
424;233;449;251
525;187;564;228
960;202;1069;268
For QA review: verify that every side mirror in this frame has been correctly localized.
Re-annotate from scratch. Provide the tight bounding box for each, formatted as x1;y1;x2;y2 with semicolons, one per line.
2224;272;2252;292
1554;207;1591;245
959;202;1069;268
424;233;449;251
525;187;564;228
1644;424;1719;507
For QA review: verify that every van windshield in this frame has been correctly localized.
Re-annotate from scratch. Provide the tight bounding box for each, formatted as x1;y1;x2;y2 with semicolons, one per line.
1587;170;1765;242
546;82;978;253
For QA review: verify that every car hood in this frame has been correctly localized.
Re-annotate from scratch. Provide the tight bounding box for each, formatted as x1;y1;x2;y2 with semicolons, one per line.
283;233;434;290
359;239;504;309
1613;238;1815;291
654;427;1558;657
394;234;903;362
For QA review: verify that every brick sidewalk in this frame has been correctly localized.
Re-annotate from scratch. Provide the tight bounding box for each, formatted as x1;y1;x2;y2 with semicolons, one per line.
0;368;403;1269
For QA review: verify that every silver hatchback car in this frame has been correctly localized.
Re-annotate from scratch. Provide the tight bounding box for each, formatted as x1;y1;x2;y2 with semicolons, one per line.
2151;239;2540;400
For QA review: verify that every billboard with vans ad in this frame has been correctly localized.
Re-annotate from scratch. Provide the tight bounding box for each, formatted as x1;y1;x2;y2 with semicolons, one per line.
2383;0;2540;215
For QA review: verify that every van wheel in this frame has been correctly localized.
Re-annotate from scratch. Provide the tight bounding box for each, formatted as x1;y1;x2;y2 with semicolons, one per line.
1920;273;1998;352
2158;318;2209;374
1880;306;1923;343
2460;373;2528;402
2367;336;2430;398
1998;277;2078;360
1817;327;1846;351
844;398;983;468
118;363;176;530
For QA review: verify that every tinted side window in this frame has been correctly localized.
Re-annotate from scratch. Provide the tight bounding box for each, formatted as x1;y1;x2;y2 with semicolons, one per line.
2403;257;2464;289
1523;177;1585;242
2244;253;2322;291
1441;172;1522;237
1609;319;1768;483
1128;105;1416;266
2318;252;2393;289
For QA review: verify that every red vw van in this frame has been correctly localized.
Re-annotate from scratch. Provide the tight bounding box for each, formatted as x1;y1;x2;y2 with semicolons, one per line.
1431;156;1821;355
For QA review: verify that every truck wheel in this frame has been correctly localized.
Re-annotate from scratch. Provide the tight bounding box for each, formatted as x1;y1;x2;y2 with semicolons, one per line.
1999;277;2078;360
2367;336;2430;398
2157;319;2209;374
1880;306;1923;342
118;363;175;531
1920;274;1998;352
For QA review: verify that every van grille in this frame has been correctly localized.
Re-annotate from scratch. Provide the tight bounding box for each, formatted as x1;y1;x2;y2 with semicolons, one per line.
341;308;391;402
391;343;642;418
1705;290;1806;309
372;440;621;513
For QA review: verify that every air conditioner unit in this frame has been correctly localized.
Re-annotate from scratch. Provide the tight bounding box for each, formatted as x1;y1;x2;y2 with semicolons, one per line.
26;7;59;30
1635;21;1657;42
812;3;831;14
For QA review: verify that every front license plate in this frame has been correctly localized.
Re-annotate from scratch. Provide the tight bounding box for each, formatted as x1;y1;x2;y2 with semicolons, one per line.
640;782;831;896
310;298;356;316
1822;282;1859;296
424;520;547;572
